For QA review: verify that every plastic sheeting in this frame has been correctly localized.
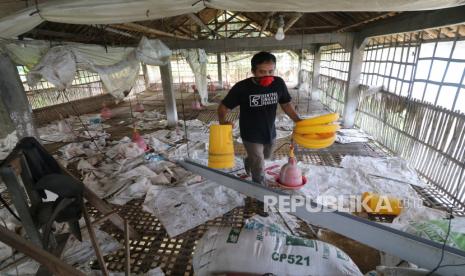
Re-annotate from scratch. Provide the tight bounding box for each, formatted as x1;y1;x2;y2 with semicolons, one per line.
143;180;245;237
23;37;172;98
1;0;463;38
340;156;426;187
181;49;210;106
0;130;18;161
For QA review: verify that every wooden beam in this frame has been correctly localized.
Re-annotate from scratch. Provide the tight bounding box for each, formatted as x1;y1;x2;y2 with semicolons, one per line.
337;12;396;32
229;22;252;38
358;6;465;44
94;25;137;38
162;32;351;53
0;225;85;276
284;13;303;33
259;12;275;37
187;13;222;38
292;26;336;31
458;25;465;36
214;12;240;31
111;23;191;40
237;14;272;36
83;186;139;239
177;26;195;38
83;204;109;276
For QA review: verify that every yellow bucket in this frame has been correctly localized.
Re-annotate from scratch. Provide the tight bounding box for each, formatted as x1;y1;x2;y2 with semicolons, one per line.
362;192;402;216
208;124;235;169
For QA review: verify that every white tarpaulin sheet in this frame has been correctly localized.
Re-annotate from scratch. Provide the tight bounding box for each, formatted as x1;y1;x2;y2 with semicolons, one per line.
20;37;171;98
1;0;462;38
181;49;209;106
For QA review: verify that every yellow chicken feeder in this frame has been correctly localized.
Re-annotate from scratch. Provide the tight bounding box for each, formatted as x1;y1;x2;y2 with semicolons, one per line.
208;124;235;169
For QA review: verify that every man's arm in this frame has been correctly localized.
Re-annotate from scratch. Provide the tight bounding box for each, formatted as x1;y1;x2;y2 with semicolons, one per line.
218;103;234;125
280;103;301;123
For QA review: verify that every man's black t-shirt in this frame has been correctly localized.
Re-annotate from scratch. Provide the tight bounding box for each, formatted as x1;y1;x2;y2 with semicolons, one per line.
221;77;292;144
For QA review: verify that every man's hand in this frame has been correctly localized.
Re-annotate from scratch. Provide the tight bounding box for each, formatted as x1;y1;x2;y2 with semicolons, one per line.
218;103;234;127
280;102;301;123
220;121;235;127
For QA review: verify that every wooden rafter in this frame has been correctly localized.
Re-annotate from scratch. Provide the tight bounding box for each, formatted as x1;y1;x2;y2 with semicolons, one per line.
259;12;275;37
187;13;223;38
337;12;397;32
213;12;241;32
283;13;303;33
229;22;252;38
111;23;191;40
237;14;272;36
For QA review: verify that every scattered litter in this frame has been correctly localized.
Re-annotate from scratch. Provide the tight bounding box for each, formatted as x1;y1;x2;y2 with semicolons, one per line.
109;177;153;205
3;259;40;276
143;181;244;237
340;156;426;187
336;128;372;144
62;228;122;265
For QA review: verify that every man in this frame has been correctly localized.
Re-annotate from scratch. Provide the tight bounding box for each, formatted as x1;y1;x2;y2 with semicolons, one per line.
218;51;301;185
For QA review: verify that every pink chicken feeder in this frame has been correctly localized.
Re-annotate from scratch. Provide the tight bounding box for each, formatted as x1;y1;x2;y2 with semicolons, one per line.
132;129;148;151
100;103;112;120
276;145;307;189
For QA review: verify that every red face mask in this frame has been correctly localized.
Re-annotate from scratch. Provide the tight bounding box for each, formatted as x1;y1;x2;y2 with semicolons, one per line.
259;76;275;87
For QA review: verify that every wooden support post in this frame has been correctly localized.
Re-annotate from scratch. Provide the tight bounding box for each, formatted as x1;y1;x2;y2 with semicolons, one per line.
124;220;130;276
142;63;150;90
343;37;366;128
0;54;38;139
82;186;139;239
160;63;178;127
311;46;322;101
0;225;85;276
0;166;43;248
82;204;109;276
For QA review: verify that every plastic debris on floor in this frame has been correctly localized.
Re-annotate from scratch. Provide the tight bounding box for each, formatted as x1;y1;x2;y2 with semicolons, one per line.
336;128;372;144
62;228;122;266
340;156;426;187
142;180;245;237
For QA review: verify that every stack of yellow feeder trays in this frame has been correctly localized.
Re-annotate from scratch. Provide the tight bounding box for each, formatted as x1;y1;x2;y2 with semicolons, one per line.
293;113;340;149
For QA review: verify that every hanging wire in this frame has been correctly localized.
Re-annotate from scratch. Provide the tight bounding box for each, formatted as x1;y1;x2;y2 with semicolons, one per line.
173;40;190;158
60;89;120;165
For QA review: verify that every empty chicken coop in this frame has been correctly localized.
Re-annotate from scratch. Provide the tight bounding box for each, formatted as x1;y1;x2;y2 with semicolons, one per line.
1;1;465;275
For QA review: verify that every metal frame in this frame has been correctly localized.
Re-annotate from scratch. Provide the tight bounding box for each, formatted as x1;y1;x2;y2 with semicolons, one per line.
179;159;465;276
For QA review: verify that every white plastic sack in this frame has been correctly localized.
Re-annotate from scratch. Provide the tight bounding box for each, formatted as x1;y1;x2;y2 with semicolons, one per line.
181;49;209;105
136;37;172;66
400;217;465;251
193;227;363;276
27;46;76;89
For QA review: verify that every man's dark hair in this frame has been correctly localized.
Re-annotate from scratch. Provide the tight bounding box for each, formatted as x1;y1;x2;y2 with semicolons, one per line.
251;51;276;71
